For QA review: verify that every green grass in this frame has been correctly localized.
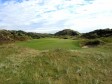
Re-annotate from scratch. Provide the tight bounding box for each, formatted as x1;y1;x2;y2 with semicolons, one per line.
16;38;80;50
0;38;112;84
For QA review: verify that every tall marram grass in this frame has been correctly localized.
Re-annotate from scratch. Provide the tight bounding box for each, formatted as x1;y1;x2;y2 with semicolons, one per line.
0;43;112;84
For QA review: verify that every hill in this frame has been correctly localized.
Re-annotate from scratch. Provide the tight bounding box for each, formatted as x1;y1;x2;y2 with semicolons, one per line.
82;28;112;39
0;30;30;44
0;30;52;44
0;28;112;44
55;29;80;36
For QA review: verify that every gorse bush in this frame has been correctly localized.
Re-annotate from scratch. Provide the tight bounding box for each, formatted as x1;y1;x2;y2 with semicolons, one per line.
80;39;105;47
85;39;102;46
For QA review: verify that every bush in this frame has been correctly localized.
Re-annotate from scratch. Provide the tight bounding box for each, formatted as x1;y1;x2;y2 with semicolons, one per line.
100;37;112;43
85;40;100;46
81;39;105;47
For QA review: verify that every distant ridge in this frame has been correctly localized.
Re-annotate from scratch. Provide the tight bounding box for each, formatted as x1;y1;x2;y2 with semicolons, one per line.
82;28;112;39
55;29;80;36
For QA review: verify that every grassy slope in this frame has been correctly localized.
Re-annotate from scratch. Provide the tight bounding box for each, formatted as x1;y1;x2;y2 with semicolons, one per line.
16;38;80;50
0;39;112;84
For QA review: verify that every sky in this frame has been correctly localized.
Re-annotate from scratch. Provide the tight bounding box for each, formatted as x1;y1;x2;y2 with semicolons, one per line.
0;0;112;33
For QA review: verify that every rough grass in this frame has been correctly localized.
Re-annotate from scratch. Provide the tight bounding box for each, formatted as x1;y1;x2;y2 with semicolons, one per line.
0;42;112;84
16;38;80;50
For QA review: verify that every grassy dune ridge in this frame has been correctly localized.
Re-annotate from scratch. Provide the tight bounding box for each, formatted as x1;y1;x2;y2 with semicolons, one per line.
0;38;112;84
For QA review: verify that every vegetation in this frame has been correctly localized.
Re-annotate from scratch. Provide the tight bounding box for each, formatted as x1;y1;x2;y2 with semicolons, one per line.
0;28;112;84
82;28;112;39
80;39;105;47
27;32;53;39
0;42;112;84
55;29;80;36
0;30;30;44
16;38;80;50
0;28;112;44
0;30;53;44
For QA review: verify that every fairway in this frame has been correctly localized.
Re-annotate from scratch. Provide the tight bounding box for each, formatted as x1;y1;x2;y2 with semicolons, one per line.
16;38;80;50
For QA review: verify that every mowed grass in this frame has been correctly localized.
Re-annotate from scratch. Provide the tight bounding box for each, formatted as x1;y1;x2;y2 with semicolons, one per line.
16;38;80;50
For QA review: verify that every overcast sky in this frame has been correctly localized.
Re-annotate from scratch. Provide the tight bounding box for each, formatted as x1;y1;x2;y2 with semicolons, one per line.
0;0;112;33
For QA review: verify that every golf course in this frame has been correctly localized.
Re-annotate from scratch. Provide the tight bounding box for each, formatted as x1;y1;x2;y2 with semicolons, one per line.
0;0;112;83
0;36;112;84
16;38;80;50
0;29;112;84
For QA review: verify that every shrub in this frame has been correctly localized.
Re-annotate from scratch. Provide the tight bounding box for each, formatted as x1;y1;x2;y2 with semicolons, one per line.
100;37;112;43
85;40;100;46
81;39;105;47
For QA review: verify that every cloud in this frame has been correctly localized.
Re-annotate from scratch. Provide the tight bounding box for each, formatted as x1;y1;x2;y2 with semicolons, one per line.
0;0;112;33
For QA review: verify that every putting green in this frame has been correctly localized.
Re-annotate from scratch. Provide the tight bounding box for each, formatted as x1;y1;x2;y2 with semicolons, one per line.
16;38;80;50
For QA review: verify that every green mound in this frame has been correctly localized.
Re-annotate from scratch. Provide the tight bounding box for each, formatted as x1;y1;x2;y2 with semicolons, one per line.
55;29;80;36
